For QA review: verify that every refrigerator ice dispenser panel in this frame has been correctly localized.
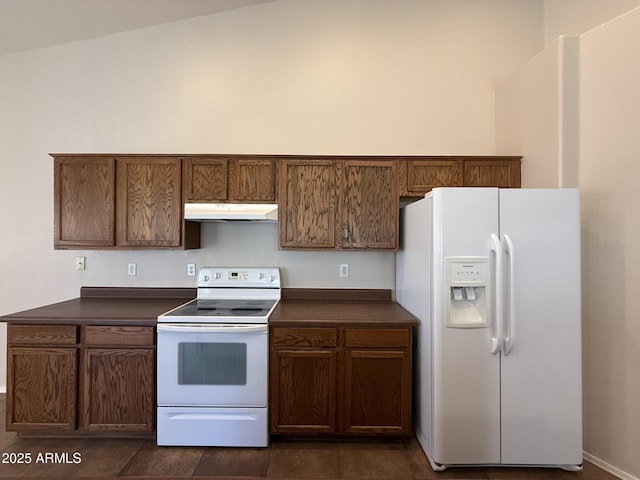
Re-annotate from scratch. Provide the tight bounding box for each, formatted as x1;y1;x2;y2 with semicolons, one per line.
445;257;489;328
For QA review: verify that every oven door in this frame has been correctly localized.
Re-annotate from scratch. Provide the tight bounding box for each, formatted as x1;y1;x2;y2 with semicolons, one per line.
157;323;267;407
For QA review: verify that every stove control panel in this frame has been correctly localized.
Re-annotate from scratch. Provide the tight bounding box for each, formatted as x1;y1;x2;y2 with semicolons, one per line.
197;267;280;288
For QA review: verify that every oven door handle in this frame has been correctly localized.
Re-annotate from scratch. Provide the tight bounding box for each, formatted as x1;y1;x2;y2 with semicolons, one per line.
157;324;268;333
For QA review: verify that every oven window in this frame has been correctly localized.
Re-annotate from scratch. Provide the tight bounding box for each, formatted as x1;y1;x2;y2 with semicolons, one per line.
178;343;247;385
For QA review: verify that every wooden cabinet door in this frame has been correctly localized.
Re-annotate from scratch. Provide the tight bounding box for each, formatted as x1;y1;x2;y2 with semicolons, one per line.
278;160;336;249
343;328;412;435
183;158;228;202
270;349;338;433
464;160;521;188
340;160;398;249
404;159;463;195
6;347;77;431
343;350;411;435
229;158;276;202
82;348;155;432
54;156;115;248
116;158;183;247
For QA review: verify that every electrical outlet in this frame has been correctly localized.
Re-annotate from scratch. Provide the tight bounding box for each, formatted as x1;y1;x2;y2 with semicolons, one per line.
75;256;86;270
187;263;196;276
339;263;349;278
128;263;137;276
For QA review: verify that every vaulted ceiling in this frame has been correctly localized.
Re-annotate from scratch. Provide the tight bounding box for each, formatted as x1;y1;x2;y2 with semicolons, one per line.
0;0;274;56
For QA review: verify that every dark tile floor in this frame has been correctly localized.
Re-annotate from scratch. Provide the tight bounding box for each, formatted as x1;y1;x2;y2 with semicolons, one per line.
0;395;618;479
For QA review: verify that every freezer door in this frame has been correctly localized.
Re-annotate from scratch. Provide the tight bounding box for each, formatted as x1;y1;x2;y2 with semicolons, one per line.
431;188;501;466
498;189;582;466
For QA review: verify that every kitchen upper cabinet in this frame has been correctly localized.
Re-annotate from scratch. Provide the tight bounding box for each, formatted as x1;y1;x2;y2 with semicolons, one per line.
117;157;183;247
464;159;521;188
183;158;228;202
279;160;336;249
6;325;78;431
398;159;463;195
229;158;276;202
278;159;397;250
398;157;521;196
183;157;276;203
52;155;200;250
54;157;116;248
340;160;398;249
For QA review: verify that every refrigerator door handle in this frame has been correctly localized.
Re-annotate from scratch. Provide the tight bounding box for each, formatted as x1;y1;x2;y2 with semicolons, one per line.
502;234;516;355
489;233;504;354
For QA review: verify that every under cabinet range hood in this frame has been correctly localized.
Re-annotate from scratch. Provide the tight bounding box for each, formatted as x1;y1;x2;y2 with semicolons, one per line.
184;203;278;222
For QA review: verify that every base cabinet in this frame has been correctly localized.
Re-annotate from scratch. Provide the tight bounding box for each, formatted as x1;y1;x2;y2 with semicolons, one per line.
270;326;412;436
7;346;77;431
270;350;337;433
344;350;411;435
6;324;155;435
82;348;154;432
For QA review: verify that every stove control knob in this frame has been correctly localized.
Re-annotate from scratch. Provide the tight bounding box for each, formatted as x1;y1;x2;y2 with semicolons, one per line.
215;272;222;279
258;272;265;280
203;275;210;282
270;275;277;282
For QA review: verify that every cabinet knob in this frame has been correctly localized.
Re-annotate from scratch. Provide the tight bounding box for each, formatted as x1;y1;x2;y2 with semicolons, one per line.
343;224;349;240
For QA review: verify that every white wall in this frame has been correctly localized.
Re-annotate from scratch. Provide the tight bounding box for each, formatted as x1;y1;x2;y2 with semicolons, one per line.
499;2;640;478
579;7;640;479
0;1;543;388
544;0;640;45
495;36;579;188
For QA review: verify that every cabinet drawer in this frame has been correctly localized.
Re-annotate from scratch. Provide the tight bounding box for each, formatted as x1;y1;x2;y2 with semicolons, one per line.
271;328;337;349
345;328;410;349
84;326;154;347
8;325;77;346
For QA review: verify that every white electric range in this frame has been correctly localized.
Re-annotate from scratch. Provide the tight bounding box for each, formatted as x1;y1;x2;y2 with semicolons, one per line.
156;267;280;447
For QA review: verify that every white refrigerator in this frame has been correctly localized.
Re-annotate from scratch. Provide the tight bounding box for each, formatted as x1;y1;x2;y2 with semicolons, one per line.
396;188;582;471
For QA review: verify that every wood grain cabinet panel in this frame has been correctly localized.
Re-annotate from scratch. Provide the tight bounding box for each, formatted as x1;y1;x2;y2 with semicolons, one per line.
116;157;183;247
229;158;276;202
270;326;412;436
398;157;521;196
6;347;77;431
81;326;155;432
82;348;155;431
270;349;338;433
6;323;155;435
403;160;463;195
183;158;228;202
7;325;77;346
6;324;79;432
278;160;336;249
53;154;200;250
343;350;411;435
272;327;337;349
278;159;397;250
54;157;116;248
340;161;398;249
84;326;154;347
464;159;521;188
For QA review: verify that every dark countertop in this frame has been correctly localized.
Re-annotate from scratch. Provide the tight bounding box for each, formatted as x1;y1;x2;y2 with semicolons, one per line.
0;287;196;326
270;288;418;327
1;287;418;328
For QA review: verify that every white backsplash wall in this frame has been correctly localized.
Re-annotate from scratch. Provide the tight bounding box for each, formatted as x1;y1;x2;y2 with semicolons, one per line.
70;222;395;290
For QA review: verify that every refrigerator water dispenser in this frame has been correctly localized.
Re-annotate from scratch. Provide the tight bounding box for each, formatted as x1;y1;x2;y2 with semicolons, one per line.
445;257;488;328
